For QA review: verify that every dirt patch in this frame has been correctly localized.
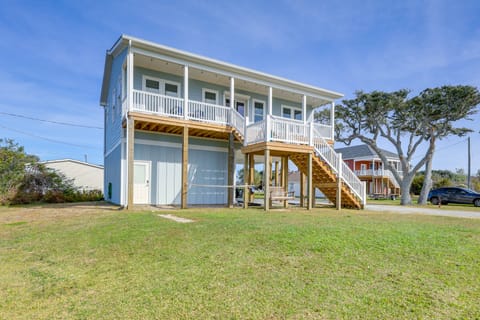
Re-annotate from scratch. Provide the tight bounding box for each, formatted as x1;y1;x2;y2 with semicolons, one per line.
0;201;121;224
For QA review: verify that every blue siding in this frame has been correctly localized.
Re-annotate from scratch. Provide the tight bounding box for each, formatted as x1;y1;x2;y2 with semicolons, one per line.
133;131;228;205
105;47;128;153
104;143;122;205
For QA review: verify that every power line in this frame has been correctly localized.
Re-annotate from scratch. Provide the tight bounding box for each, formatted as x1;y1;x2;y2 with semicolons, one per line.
0;123;101;149
0;111;103;129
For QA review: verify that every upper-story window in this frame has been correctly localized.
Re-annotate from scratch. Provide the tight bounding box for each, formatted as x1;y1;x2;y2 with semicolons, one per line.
253;100;265;122
143;76;180;97
282;105;302;121
202;88;218;104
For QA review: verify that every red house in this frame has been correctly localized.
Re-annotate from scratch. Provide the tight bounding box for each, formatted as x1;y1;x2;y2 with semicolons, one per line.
335;145;401;198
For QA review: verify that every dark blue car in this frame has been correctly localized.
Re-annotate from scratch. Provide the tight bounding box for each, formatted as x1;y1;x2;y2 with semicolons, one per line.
428;187;480;207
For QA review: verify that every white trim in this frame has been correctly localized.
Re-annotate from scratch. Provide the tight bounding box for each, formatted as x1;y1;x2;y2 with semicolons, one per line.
105;139;122;158
252;99;266;123
135;138;228;153
202;88;219;104
281;104;303;120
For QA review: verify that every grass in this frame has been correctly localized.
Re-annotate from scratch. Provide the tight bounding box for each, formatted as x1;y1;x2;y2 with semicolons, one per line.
1;205;480;319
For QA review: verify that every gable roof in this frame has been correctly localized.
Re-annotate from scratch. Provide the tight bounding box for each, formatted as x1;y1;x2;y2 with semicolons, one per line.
40;159;104;170
335;144;399;160
100;35;343;107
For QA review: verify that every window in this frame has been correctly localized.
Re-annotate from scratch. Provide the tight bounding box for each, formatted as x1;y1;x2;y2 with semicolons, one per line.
281;105;302;120
253;100;265;122
142;76;181;97
144;77;161;93
164;83;178;97
203;89;218;104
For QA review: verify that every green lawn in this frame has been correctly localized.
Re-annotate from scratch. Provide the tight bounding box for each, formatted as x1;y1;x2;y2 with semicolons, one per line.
1;205;479;319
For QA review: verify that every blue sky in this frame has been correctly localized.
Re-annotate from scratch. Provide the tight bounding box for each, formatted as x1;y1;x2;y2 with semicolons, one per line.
0;0;479;174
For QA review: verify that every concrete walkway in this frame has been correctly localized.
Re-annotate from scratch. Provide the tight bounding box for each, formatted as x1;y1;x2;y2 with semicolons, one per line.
366;204;480;219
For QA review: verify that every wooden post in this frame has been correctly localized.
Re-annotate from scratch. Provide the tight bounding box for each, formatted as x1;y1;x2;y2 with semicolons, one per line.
307;152;313;210
249;153;255;203
243;154;249;209
227;132;235;208
264;149;270;211
283;156;289;208
336;153;342;211
127;117;134;209
181;126;189;209
300;172;305;207
274;161;279;186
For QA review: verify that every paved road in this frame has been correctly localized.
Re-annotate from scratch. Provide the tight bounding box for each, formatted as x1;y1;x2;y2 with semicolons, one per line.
366;204;480;219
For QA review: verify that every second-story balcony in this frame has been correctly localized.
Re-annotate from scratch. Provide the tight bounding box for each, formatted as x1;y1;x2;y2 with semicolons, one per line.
125;89;333;146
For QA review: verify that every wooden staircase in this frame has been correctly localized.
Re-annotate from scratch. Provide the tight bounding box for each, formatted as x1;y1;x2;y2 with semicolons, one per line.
290;152;364;209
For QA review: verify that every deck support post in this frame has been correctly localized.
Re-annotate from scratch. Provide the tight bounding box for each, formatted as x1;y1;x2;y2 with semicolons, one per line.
249;153;255;203
307;152;313;210
300;172;305;207
336;153;342;211
181;126;189;209
264;149;271;211
227;132;235;208
243;153;249;209
283;156;289;208
126;117;134;209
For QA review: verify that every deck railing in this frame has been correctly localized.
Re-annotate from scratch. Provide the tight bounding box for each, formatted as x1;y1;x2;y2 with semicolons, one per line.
188;100;230;125
245;120;266;145
132;90;184;118
270;116;310;145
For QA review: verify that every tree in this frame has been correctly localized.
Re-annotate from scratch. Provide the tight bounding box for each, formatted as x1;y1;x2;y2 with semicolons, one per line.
328;86;479;205
0;139;38;204
236;168;263;186
414;86;480;204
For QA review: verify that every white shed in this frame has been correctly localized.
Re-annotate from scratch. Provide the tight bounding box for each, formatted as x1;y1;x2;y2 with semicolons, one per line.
41;159;104;192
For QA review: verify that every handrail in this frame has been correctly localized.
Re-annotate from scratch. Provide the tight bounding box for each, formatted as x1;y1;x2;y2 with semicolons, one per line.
231;108;245;137
312;128;365;202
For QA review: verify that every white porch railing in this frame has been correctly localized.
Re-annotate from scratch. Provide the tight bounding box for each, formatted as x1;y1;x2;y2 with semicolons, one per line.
130;90;245;134
231;109;245;137
188;100;229;125
246;120;266;144
355;169;401;188
270;116;310;145
132;90;184;118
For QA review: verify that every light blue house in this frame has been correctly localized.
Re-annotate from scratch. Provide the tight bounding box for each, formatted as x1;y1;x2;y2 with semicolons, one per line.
100;35;366;210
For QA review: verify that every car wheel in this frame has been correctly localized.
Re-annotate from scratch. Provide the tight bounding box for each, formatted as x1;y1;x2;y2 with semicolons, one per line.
474;199;480;207
430;197;439;205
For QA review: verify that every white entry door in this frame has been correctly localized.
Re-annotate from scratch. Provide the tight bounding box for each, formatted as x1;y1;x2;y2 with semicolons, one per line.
134;161;150;204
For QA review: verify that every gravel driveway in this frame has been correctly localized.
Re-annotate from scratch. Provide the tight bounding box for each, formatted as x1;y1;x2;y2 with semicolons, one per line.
366;204;480;219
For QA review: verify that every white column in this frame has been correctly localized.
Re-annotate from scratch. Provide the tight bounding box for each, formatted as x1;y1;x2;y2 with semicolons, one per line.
184;65;189;120
268;86;273;116
266;86;273;142
127;41;134;112
230;77;235;124
302;95;307;125
330;101;335;140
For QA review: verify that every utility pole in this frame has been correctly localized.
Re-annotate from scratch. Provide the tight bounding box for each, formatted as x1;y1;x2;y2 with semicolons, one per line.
467;137;471;189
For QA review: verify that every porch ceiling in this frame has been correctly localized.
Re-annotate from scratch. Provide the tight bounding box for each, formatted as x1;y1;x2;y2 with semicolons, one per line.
134;53;331;107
